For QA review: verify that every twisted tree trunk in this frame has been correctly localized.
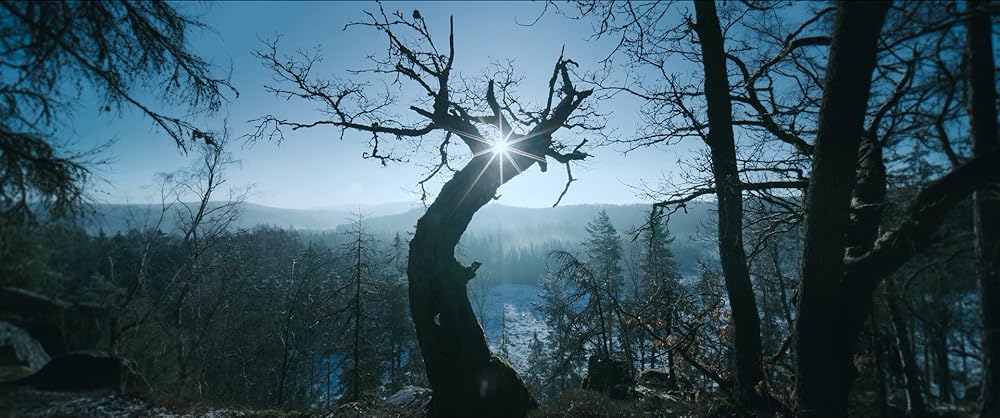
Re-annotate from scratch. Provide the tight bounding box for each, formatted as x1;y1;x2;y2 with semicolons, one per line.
408;80;590;416
253;10;593;414
408;152;534;417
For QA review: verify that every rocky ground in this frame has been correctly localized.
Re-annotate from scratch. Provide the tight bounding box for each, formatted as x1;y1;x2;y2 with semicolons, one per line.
0;385;430;418
1;386;300;417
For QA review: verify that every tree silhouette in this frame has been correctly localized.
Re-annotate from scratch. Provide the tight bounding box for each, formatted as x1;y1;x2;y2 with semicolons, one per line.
0;1;234;224
557;0;1000;414
252;5;602;415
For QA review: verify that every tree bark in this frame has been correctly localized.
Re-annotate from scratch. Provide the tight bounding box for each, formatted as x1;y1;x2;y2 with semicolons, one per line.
885;279;926;415
408;154;535;417
793;2;890;416
407;84;588;415
787;7;1000;413
967;0;1000;415
692;1;766;410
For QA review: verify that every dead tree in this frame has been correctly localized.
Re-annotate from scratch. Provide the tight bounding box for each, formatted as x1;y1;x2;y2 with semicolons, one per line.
167;130;247;393
252;6;599;416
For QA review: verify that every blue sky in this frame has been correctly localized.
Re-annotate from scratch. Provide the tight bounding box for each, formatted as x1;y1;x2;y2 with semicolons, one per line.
68;1;700;209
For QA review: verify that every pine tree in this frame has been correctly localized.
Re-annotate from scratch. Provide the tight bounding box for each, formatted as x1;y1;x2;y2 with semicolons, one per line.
583;210;625;294
537;270;586;397
540;210;630;394
581;210;627;359
636;209;682;381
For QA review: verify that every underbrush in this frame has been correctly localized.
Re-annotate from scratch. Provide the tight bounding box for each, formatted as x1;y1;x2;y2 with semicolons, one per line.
529;388;720;418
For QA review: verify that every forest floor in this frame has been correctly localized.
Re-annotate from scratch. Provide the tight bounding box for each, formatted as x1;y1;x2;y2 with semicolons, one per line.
0;386;300;417
1;383;976;417
0;384;676;418
0;385;427;418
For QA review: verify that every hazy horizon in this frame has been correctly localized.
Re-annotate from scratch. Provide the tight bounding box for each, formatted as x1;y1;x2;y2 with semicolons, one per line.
90;198;674;211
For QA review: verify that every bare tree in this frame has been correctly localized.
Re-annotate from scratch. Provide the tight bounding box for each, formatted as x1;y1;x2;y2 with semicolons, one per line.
551;1;1000;414
164;130;248;392
337;213;379;404
106;176;179;354
0;1;234;224
688;2;766;409
794;1;1000;414
251;5;602;415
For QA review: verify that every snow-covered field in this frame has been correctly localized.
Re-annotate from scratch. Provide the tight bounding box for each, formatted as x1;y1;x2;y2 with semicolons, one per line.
472;283;550;372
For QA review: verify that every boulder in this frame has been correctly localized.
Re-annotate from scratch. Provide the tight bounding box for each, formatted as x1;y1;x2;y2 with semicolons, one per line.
383;385;431;409
580;354;635;400
15;351;147;393
63;302;110;351
637;368;673;389
0;321;50;381
0;288;112;355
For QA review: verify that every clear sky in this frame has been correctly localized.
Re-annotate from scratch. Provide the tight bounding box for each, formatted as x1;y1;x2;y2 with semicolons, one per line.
68;1;698;209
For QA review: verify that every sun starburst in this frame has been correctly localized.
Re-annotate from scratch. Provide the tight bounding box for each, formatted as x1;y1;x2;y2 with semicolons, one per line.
456;124;548;209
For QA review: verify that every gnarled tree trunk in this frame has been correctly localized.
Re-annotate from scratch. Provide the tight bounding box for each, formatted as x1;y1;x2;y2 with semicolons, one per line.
253;10;594;414
408;152;536;417
407;80;592;417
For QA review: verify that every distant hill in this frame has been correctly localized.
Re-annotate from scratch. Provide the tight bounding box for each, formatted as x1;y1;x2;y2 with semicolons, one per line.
82;201;417;234
350;202;714;249
86;201;713;238
85;200;716;282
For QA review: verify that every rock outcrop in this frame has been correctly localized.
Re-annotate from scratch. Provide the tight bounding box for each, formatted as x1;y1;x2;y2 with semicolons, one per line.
637;368;673;389
580;354;635;400
0;321;50;381
0;288;69;356
383;385;432;409
0;287;111;356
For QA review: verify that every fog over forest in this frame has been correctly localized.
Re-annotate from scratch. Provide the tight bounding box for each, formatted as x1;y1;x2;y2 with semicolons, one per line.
1;1;998;418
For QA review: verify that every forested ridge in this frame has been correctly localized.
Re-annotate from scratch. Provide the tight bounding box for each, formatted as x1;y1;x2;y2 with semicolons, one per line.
0;1;997;417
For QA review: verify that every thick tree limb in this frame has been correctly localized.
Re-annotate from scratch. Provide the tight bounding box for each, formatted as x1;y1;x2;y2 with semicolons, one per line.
844;147;1000;284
